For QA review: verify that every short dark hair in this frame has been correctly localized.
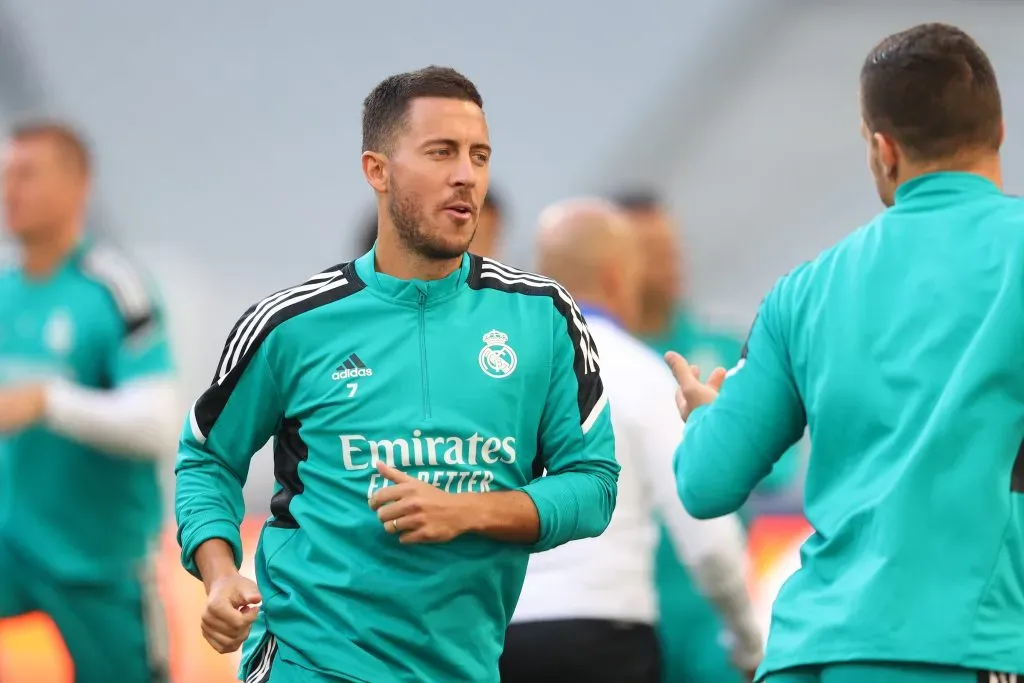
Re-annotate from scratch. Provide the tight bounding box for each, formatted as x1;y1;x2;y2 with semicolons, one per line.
9;119;91;173
362;66;483;154
860;23;1002;162
609;189;662;212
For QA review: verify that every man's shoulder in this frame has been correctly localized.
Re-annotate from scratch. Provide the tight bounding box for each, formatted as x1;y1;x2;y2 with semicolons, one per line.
466;254;573;314
233;261;366;335
71;241;166;329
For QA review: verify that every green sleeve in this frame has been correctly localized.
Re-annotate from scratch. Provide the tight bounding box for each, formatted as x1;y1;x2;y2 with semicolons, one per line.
520;306;619;552
718;324;804;496
175;322;284;579
675;287;807;519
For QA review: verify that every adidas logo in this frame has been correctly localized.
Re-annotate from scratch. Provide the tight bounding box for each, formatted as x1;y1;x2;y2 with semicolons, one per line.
332;353;373;380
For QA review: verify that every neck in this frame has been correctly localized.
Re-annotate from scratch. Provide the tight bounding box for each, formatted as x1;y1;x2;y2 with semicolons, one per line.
21;221;82;279
898;151;1003;191
635;298;674;336
574;291;625;326
373;229;462;281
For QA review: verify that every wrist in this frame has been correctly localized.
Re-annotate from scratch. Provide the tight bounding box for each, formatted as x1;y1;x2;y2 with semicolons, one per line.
195;538;240;593
454;493;491;536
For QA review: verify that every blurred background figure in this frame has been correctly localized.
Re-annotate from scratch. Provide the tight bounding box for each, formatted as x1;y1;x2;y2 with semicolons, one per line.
502;198;762;683
355;187;506;259
613;190;803;683
0;120;178;683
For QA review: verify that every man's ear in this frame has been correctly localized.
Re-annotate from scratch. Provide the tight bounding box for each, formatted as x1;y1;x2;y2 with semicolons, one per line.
362;151;388;193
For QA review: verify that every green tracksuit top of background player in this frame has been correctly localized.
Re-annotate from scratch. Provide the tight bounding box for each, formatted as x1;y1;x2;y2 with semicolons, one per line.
676;172;1024;679
0;238;172;580
175;248;619;683
644;312;802;683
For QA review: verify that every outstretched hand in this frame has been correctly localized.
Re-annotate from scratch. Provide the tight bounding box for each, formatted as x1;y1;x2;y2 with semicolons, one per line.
664;351;727;421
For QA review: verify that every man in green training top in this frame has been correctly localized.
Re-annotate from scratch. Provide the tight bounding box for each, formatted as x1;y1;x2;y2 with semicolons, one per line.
670;22;1023;683
0;121;179;682
613;190;801;683
174;66;619;683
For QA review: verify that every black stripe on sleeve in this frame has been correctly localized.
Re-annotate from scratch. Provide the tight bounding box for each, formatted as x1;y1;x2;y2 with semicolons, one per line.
467;255;604;427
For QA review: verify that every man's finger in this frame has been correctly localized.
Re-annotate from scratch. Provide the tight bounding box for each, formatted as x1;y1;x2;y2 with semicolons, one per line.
690;365;701;380
377;499;419;523
707;366;728;392
664;351;696;388
202;625;241;653
675;388;689;420
375;461;416;484
201;609;236;633
208;602;249;631
398;527;433;545
238;582;263;606
238;604;261;624
368;483;415;510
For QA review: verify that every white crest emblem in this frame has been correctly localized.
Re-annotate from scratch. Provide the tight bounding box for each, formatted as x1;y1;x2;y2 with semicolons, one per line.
44;309;74;356
478;329;517;379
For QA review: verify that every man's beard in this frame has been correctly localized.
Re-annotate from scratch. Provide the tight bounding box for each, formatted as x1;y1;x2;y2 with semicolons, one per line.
388;181;475;261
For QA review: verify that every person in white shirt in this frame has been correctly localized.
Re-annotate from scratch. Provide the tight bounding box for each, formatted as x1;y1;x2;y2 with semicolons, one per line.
501;198;763;683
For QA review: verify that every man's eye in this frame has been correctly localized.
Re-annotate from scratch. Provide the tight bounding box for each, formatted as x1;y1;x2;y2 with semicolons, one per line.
430;149;450;157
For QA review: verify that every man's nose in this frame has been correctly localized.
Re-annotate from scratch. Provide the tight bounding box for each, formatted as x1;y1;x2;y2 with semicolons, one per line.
450;152;477;187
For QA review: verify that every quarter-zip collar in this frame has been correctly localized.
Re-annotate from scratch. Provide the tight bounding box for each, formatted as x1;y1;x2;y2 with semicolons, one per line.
354;244;470;307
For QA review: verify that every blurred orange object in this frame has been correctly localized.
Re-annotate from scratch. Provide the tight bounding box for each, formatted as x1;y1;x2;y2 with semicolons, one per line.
0;612;72;682
0;517;264;683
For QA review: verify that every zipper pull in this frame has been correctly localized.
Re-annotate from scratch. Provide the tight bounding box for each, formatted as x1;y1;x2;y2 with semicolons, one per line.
418;291;426;306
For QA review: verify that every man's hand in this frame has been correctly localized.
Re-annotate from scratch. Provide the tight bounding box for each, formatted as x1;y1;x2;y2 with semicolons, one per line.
369;462;471;544
664;351;727;421
0;384;46;434
201;573;262;654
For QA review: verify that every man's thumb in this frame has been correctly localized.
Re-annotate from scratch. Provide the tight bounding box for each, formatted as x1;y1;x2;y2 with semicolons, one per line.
376;460;415;483
233;580;262;607
664;351;695;387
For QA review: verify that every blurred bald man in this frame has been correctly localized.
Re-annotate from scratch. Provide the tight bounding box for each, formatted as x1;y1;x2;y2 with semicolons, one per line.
500;199;763;683
613;190;802;683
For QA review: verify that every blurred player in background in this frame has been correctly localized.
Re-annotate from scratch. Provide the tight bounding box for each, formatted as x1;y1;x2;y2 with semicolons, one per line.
670;23;1023;683
613;190;799;683
175;66;618;683
501;198;762;683
0;121;178;682
356;186;505;258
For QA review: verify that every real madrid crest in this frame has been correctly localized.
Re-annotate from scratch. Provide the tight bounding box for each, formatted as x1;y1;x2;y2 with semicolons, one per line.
44;308;74;356
478;329;517;379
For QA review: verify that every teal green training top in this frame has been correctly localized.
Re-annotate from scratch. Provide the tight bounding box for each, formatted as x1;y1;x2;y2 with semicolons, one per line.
175;249;619;683
675;172;1024;678
0;239;173;580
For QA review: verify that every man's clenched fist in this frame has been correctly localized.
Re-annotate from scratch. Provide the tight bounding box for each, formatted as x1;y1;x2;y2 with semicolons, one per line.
201;573;262;654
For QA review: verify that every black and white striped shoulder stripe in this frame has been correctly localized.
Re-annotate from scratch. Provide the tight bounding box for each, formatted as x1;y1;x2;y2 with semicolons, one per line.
470;256;607;434
214;266;348;384
190;263;362;444
245;635;277;683
80;244;154;334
